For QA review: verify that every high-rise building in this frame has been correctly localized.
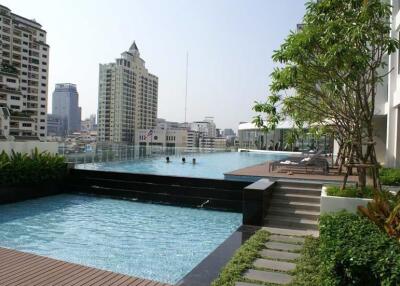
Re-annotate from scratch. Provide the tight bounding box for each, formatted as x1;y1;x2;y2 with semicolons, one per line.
52;83;81;135
190;117;217;137
81;114;96;132
97;42;158;143
0;4;49;140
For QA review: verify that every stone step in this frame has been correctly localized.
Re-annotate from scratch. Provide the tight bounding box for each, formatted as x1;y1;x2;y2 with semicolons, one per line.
274;185;322;194
262;226;319;238
269;234;305;244
265;241;303;252
264;219;319;231
235;282;262;286
276;181;322;190
273;193;321;203
260;249;300;261
274;188;322;197
270;200;320;212
244;269;293;285
266;214;318;225
254;258;296;272
268;207;320;220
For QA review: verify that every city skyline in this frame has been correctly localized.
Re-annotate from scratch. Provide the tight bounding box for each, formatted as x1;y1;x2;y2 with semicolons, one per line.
3;0;307;130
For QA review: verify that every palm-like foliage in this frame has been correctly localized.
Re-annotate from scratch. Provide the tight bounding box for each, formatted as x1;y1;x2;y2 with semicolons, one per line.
0;148;66;186
358;190;400;242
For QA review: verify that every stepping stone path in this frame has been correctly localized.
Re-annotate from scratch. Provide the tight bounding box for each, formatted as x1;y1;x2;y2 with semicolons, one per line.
234;181;321;285
235;231;306;285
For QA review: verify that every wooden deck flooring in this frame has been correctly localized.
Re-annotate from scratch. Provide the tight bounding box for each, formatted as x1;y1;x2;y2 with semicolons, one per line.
0;247;171;286
226;162;359;183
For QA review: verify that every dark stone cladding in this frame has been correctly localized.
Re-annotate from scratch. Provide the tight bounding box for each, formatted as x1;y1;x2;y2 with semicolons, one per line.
0;182;64;204
176;225;260;286
67;169;251;212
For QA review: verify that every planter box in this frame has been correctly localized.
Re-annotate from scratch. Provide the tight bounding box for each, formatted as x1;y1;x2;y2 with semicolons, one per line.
320;186;372;214
0;182;62;204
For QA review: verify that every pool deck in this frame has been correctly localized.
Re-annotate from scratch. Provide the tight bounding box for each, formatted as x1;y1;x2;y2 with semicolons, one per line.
226;162;359;184
0;247;171;286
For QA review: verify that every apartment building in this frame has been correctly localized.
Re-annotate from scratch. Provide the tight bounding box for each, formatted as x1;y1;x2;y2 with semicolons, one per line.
190;117;217;137
81;114;97;132
199;136;226;150
52;83;81;135
97;42;158;143
0;5;49;140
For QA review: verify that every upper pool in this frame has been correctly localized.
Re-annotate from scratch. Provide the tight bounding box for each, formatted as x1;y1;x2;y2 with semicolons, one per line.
0;194;242;284
75;151;288;179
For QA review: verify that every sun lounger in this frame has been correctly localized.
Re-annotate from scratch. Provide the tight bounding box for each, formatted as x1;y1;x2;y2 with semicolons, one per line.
269;150;329;174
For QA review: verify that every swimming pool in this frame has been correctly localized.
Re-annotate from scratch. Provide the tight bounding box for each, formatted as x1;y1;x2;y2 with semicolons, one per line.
76;151;288;179
0;194;242;284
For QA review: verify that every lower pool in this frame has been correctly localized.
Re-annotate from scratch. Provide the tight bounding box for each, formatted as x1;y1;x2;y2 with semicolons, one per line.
0;194;242;284
76;151;288;179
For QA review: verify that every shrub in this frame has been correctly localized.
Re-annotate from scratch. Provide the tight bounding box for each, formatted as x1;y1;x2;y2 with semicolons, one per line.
0;148;67;187
211;229;269;286
318;212;400;286
380;168;400;186
326;185;374;198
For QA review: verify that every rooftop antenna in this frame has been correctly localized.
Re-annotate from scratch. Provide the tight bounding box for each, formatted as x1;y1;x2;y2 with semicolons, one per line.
184;52;189;123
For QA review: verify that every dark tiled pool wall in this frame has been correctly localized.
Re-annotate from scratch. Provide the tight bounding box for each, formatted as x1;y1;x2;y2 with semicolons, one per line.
0;183;64;205
68;169;249;212
176;225;259;286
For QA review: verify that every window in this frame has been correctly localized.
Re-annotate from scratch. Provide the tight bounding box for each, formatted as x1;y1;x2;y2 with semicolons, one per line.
10;96;20;100
22;123;32;127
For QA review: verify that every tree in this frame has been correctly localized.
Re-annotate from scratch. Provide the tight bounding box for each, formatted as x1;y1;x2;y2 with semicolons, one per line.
253;0;399;190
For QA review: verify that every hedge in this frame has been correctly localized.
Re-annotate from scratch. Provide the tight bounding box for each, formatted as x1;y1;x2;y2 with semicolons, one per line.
380;168;400;186
319;212;400;286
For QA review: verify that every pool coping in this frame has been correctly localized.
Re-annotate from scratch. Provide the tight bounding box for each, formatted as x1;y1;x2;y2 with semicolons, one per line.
176;225;259;286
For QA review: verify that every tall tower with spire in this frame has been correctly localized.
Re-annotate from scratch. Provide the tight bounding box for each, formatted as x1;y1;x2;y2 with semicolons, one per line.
97;42;158;143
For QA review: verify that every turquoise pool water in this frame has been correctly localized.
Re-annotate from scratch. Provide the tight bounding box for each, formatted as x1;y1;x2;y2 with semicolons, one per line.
0;194;242;284
76;151;288;179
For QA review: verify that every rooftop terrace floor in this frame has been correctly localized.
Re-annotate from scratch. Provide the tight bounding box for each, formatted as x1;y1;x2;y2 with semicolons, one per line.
0;247;171;286
226;162;358;184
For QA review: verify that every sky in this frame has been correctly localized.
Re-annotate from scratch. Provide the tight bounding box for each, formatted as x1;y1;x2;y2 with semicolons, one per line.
4;0;307;131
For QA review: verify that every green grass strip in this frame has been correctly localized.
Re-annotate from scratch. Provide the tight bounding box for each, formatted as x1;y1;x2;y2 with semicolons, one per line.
211;229;269;286
290;236;321;286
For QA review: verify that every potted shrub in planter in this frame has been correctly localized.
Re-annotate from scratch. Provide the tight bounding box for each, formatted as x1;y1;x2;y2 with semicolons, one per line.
0;149;67;204
320;185;373;214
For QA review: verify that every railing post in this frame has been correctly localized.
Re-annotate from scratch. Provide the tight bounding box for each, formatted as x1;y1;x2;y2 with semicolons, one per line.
242;179;275;226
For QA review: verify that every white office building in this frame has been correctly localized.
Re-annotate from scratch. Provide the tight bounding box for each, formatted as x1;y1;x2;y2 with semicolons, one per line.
0;4;49;140
97;42;158;143
383;0;400;167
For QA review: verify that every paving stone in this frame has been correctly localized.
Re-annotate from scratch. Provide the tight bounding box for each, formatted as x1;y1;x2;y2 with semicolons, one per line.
269;234;305;244
262;226;319;237
265;241;302;252
235;282;263;286
260;249;300;261
254;258;296;272
245;269;293;285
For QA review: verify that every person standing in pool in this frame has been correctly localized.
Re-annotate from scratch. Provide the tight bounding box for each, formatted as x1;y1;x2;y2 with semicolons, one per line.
192;158;196;164
166;157;170;163
182;157;186;163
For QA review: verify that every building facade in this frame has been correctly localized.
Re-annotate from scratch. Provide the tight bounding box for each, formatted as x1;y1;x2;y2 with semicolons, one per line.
97;42;158;143
52;83;81;135
0;4;49;140
384;0;400;167
47;114;66;138
190;117;217;137
81;114;97;132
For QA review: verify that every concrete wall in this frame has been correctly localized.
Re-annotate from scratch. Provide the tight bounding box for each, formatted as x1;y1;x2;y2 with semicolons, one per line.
0;141;59;155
